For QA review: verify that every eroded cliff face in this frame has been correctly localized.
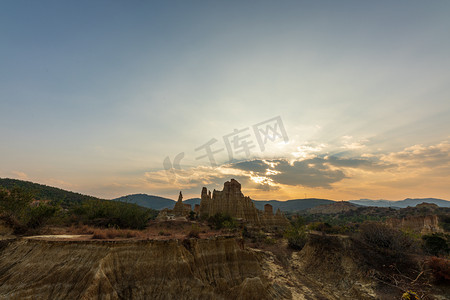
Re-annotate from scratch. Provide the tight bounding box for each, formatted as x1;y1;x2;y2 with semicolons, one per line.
0;235;387;300
0;237;279;300
2;234;445;299
386;215;442;234
291;235;377;300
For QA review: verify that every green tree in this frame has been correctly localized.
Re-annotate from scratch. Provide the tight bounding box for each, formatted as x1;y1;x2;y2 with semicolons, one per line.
285;217;308;250
0;187;33;218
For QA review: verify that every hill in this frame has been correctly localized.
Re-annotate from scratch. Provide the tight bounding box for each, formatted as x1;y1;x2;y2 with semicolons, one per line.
0;178;157;229
308;201;358;214
0;178;102;207
113;194;175;210
253;199;335;212
349;198;450;208
184;198;201;209
112;194;334;212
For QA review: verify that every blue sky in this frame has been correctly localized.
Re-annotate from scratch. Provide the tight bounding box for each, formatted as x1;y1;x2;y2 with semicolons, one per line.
1;1;449;200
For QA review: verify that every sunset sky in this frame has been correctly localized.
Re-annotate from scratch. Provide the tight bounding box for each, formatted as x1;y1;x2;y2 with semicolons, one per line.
1;1;449;201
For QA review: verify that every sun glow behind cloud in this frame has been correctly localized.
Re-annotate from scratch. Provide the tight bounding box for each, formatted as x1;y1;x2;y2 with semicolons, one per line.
131;139;450;201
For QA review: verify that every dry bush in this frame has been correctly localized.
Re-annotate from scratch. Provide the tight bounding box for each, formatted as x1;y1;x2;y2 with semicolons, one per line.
358;222;417;253
126;231;137;238
91;228;142;239
158;231;171;236
92;230;108;239
427;256;450;284
67;224;95;234
187;225;200;239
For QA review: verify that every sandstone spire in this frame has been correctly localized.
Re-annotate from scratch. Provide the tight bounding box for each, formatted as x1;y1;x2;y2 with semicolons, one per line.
173;191;188;216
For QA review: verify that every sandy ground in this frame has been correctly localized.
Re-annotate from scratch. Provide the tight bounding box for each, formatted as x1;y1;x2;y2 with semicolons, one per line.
24;234;92;240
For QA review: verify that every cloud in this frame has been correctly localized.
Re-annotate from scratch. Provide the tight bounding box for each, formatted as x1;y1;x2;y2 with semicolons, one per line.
228;154;394;189
325;156;394;171
231;160;268;173
341;135;368;150
381;141;450;168
44;178;77;190
11;171;28;180
143;165;252;195
132;140;450;200
330;141;450;199
270;159;346;188
291;142;327;160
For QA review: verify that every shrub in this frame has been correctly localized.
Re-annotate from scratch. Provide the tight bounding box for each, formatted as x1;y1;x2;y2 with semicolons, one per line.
290;216;305;228
67;224;95;234
264;237;277;245
70;200;153;229
0;187;33;217
187;225;200;238
427;256;450;283
358;222;417;253
308;222;340;234
439;215;450;232
91;228;140;239
242;226;252;239
26;204;58;228
241;227;267;244
422;233;449;256
207;213;237;230
0;187;58;232
284;225;307;250
92;230;108;239
188;211;196;221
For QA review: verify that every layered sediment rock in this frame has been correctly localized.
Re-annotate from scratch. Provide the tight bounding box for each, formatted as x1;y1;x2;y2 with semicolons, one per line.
199;179;288;228
1;233;447;299
200;179;261;224
386;215;442;234
261;205;290;227
0;237;278;300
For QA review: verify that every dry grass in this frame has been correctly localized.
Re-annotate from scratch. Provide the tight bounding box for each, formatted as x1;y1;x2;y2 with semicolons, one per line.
67;224;95;235
91;228;143;239
39;220;236;241
63;224;143;240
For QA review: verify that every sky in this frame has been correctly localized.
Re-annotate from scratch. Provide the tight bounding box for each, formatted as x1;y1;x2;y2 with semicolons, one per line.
1;1;449;201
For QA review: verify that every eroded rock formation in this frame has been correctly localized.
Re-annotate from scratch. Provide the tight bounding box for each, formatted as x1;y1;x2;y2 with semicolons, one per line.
173;191;190;217
199;179;289;228
1;234;448;299
157;191;191;220
386;215;443;234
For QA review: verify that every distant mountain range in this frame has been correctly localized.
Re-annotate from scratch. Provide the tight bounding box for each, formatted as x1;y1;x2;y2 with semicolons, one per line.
2;178;449;212
113;194;335;212
252;199;335;212
115;194;450;211
349;198;450;208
